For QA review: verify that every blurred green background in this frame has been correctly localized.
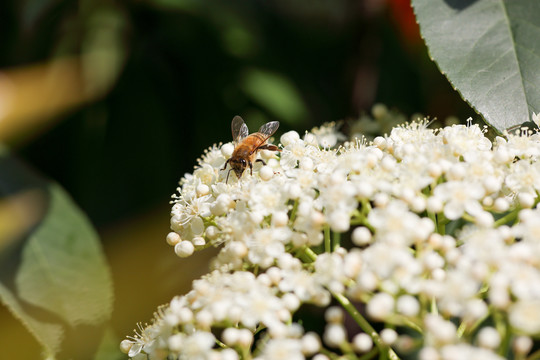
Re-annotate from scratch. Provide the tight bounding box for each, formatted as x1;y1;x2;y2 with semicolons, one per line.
0;0;474;358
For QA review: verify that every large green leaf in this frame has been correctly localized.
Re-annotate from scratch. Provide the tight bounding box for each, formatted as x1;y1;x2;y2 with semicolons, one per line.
412;0;540;132
0;149;113;358
16;183;113;326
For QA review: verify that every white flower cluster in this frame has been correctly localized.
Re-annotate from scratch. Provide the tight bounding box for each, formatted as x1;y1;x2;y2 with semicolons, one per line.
122;116;540;360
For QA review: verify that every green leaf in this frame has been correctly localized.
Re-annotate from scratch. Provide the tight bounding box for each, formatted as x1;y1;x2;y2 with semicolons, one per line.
0;150;114;357
16;183;113;326
241;68;308;126
412;0;540;132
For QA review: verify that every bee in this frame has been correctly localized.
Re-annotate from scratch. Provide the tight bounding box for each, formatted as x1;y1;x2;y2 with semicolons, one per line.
222;116;280;183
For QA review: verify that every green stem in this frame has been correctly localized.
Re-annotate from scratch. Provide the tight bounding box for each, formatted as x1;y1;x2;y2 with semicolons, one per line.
493;308;509;357
394;315;423;334
333;292;400;360
339;340;359;360
493;209;519;227
241;345;253;360
462;213;476;223
202;216;219;228
303;247;318;262
333;231;341;250
324;225;332;253
289;199;299;226
430;297;438;315
437;215;447;235
350;218;374;232
318;347;343;360
456;322;467;338
295;246;316;263
358;347;379;360
215;338;227;349
301;249;400;359
458;311;490;339
360;198;372;217
427;211;438;234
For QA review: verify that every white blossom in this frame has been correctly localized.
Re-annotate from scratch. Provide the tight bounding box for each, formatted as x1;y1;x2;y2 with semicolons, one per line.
123;116;540;359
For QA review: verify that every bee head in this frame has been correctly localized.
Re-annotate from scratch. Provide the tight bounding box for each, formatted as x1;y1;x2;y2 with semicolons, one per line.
229;158;247;181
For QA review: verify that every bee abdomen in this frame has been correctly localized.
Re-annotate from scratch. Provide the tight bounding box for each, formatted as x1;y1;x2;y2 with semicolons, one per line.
251;133;266;142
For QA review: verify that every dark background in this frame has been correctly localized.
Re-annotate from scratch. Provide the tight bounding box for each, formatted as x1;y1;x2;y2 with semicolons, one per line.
0;0;474;358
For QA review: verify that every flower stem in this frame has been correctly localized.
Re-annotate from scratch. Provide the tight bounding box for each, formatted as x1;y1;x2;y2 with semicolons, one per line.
427;211;438;233
289;199;299;226
493;308;509;357
302;247;399;359
324;225;332;253
332;292;400;360
358;347;379;360
437;214;447;235
493;209;519;227
303;246;318;262
333;231;341;250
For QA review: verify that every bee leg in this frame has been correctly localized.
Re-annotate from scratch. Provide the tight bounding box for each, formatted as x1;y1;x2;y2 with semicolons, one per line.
255;159;267;166
222;160;231;183
249;161;253;175
258;144;280;152
221;159;230;171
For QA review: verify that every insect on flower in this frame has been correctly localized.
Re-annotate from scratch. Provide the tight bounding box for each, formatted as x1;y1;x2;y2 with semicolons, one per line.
222;116;280;183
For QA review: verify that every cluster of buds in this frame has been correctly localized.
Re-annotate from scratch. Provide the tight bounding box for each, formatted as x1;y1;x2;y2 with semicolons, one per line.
122;112;540;360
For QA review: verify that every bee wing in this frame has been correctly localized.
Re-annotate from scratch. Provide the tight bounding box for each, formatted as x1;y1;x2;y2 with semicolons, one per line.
231;116;249;143
250;121;280;152
258;121;280;138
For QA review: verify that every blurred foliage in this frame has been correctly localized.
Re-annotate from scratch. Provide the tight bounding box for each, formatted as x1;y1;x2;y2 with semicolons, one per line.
0;0;474;225
0;0;477;358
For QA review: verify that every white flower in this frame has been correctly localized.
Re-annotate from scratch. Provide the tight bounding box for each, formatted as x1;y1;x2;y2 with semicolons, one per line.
505;131;540;159
380;328;398;345
255;338;304;360
311;122;345;148
396;295;420;317
351;226;372;246
323;324;346;347
279;266;331;306
509;300;540;334
324;306;344;323
175;240;195;257
439;343;504;360
439;122;491;157
424;314;457;345
352;333;373;353
177;331;216;360
513;335;533;355
301;332;321;355
368;200;431;246
314;253;346;293
477;327;501;349
433;180;484;219
248;180;289;216
280;130;300;147
125;114;540;359
366;292;394;320
170;193;213;239
246;227;292;268
505;161;540;196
